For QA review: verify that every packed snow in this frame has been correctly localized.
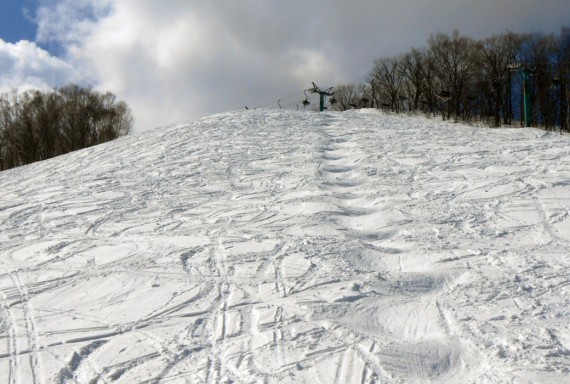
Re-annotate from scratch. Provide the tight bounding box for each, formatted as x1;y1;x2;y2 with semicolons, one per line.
1;109;569;383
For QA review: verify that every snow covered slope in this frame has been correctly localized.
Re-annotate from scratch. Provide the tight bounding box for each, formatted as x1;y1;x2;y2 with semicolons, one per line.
1;109;569;383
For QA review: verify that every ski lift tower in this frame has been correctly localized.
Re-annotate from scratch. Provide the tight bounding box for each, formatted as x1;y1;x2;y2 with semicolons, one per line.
508;63;533;127
308;82;334;112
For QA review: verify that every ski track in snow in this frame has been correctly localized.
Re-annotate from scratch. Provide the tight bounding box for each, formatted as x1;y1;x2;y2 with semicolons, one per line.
1;109;570;383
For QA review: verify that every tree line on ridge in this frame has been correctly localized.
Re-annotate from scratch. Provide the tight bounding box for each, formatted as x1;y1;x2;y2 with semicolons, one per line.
333;29;570;131
0;84;132;171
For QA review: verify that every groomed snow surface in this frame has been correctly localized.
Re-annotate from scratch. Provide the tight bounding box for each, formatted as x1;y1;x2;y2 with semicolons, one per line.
1;109;569;384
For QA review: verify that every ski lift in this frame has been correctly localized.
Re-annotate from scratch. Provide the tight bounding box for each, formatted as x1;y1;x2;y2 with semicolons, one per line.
329;97;337;105
302;90;311;108
308;82;335;112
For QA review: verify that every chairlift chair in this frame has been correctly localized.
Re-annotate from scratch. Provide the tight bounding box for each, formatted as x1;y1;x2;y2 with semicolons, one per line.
302;90;311;108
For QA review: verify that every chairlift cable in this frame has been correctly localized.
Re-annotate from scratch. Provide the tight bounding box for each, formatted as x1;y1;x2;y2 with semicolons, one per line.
254;90;305;109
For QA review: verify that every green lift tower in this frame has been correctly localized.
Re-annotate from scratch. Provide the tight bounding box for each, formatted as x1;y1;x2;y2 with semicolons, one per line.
308;82;334;112
508;63;533;127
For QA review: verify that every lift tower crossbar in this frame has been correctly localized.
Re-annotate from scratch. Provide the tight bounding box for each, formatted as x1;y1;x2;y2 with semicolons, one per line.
308;82;334;112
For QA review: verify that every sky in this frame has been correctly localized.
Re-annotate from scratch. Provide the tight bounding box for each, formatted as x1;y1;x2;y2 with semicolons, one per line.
1;0;570;132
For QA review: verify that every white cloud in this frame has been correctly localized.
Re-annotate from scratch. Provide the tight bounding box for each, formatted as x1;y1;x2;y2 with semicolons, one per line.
35;0;113;45
0;39;81;92
1;0;569;132
29;1;364;131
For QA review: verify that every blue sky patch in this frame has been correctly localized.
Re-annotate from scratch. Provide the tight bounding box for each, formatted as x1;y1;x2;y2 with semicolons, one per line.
0;1;37;43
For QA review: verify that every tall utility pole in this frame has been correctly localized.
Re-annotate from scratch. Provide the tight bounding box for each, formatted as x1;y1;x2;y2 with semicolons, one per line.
508;63;533;127
308;82;334;112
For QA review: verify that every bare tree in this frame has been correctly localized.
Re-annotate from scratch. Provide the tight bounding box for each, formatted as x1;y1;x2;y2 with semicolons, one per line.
554;28;570;132
29;90;64;160
477;33;524;126
428;30;479;121
331;83;360;111
401;48;435;113
370;56;407;113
